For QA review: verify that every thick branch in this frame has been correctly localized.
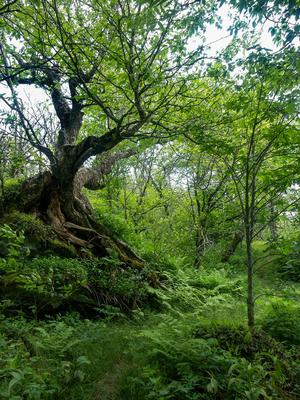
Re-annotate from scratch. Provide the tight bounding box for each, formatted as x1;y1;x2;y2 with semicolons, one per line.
1;53;84;148
73;120;144;171
74;149;136;191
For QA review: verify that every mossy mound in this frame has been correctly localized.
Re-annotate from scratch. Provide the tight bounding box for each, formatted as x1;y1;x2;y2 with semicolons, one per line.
195;324;286;360
0;178;23;214
4;211;54;240
0;255;159;318
1;212;77;258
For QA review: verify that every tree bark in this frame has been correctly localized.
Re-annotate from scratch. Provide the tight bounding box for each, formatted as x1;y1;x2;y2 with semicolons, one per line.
221;230;244;263
0;45;146;268
245;225;254;329
5;154;143;268
268;201;278;242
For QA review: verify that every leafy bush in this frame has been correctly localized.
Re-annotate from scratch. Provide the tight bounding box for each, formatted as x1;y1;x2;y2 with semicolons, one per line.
0;225;156;316
4;212;54;242
275;233;300;282
142;251;178;274
195;324;286;360
0;250;157;317
85;256;153;312
118;316;295;400
1;214;78;258
14;257;85;291
92;206;134;242
0;179;23;213
0;316;90;399
260;302;300;346
0;224;27;261
0;256;90;316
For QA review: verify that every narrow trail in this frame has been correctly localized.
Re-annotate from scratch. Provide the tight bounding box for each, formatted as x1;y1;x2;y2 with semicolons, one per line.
68;316;154;400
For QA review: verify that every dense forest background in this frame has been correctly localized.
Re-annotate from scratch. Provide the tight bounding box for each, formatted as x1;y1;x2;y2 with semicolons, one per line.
0;0;299;399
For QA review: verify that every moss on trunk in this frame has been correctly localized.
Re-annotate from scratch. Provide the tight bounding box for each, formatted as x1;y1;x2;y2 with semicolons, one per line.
1;172;143;268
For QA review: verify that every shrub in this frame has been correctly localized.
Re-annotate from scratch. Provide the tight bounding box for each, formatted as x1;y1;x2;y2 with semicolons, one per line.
268;232;300;282
278;237;300;282
85;256;152;312
195;324;286;360
1;213;78;258
4;212;54;241
118;317;294;400
0;316;90;399
260;302;300;346
0;179;23;214
0;224;27;261
0;257;89;316
1;252;157;317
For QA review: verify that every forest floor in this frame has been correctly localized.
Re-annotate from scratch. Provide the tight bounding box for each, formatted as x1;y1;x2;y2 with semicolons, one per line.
59;251;300;400
1;239;300;400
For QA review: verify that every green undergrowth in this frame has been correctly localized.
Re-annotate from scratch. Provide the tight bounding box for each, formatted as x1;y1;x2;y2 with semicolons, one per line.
117;316;300;400
0;314;91;399
1;225;300;399
0;254;159;318
0;212;77;258
1;262;299;399
0;179;23;215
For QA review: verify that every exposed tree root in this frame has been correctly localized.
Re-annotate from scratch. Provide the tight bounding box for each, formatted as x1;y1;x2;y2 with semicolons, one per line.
2;171;144;268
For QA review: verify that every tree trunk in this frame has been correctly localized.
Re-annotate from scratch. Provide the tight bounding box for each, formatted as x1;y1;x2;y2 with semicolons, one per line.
194;229;205;268
5;170;143;268
245;226;254;329
221;230;244;263
268;201;278;242
194;215;210;268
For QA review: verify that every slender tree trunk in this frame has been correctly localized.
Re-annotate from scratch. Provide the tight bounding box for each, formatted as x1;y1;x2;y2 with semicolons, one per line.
245;177;255;329
245;225;254;328
123;181;128;222
194;227;206;267
245;131;257;329
268;201;278;242
221;230;244;262
194;229;203;267
0;172;4;214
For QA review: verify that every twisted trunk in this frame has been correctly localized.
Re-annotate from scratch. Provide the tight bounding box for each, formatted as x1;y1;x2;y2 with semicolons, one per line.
10;152;143;268
0;54;144;267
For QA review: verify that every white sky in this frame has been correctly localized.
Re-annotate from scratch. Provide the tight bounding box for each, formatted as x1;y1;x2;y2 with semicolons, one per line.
190;4;280;53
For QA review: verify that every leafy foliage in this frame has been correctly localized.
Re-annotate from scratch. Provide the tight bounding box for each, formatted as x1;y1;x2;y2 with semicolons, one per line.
261;302;300;346
0;224;26;261
118;316;299;400
0;0;299;398
274;232;300;282
0;229;157;317
0;315;90;399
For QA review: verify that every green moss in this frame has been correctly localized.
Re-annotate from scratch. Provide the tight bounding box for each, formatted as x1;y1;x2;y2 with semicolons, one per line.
2;178;22;192
46;239;77;258
4;211;54;242
0;179;23;212
1;213;79;258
